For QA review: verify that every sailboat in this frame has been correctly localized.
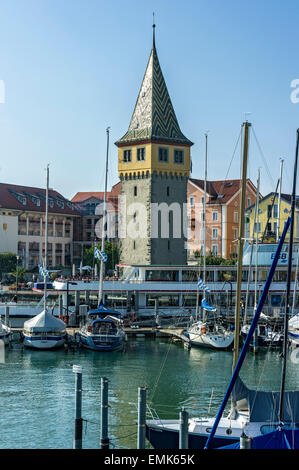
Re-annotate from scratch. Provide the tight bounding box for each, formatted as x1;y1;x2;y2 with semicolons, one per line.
241;168;283;349
0;318;11;345
147;121;279;448
207;128;299;450
78;128;126;352
23;165;67;350
186;133;234;350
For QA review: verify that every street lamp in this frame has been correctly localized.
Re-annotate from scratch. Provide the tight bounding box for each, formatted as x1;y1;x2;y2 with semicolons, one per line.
15;255;20;295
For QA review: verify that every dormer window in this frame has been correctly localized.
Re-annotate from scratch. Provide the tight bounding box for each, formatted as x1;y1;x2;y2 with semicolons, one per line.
158;147;168;162
56;200;65;209
123;149;132;162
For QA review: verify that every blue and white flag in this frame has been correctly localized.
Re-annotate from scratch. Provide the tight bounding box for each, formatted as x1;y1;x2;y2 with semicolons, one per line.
94;247;108;263
39;265;49;277
197;277;210;293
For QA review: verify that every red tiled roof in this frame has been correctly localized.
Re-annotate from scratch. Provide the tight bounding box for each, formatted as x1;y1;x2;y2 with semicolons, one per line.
71;181;121;203
189;178;257;204
0;182;80;215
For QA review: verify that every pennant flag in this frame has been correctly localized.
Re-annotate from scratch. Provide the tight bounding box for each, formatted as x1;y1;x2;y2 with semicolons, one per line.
197;277;210;293
39;265;49;277
94;247;108;263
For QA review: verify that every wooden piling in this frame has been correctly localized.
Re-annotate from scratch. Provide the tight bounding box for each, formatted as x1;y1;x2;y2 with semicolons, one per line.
73;365;83;449
179;408;189;449
100;377;110;449
137;387;147;449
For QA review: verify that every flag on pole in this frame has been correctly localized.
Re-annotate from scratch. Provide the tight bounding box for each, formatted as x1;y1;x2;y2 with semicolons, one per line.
94;247;108;263
197;277;210;293
39;265;49;277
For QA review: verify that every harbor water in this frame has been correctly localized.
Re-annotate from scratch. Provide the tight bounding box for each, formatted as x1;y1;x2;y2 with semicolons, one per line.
0;338;298;449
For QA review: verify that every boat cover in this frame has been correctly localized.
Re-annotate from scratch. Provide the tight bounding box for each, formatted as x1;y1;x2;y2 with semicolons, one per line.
24;310;66;332
88;301;121;317
232;376;299;423
201;299;217;312
218;428;299;449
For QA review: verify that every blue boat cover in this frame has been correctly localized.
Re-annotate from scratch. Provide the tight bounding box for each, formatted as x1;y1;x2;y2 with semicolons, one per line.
218;428;299;449
88;301;121;317
232;377;299;423
201;299;217;312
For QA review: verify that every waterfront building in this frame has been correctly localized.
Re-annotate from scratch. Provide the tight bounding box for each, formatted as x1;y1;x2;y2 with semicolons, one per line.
0;182;79;269
71;182;120;263
187;178;259;260
246;192;299;243
115;26;193;266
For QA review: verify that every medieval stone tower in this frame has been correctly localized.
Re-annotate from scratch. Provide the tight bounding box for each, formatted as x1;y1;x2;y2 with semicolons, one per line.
115;27;193;266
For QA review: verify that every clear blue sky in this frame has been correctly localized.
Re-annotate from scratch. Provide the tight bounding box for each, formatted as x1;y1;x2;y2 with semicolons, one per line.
0;0;299;199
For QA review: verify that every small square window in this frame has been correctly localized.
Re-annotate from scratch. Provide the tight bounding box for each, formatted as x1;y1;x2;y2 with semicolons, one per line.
158;147;168;162
137;148;145;161
174;149;184;164
123;149;132;162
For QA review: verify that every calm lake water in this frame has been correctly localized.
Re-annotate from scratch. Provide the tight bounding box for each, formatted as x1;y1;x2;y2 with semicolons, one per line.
0;338;298;449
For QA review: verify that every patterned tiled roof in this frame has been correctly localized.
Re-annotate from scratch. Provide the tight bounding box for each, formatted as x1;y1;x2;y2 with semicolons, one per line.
116;39;193;147
0;182;80;215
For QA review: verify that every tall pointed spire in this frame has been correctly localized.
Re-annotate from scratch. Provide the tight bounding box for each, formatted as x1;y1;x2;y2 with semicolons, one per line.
115;26;193;147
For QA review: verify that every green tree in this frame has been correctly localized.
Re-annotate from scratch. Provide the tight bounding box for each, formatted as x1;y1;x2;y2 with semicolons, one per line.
0;253;17;277
83;242;119;274
197;252;237;266
9;267;27;287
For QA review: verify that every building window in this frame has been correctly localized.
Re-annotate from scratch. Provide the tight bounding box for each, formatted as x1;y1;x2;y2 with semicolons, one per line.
254;222;261;233
267;205;272;218
174;149;184;164
167;186;170;197
201;197;205;204
168;240;170;250
123;149;132;162
234;211;238;223
137;147;145;161
247;198;251;208
134;186;137;197
212;244;218;256
190;196;194;206
212;211;218;221
273;205;278;218
133;240;136;250
212;228;218;239
158;147;168;162
233;228;238;239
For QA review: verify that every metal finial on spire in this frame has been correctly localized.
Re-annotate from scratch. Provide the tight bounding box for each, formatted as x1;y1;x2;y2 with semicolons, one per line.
152;12;156;46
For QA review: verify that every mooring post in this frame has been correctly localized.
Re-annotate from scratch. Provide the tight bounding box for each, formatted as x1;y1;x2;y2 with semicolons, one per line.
179;408;189;449
73;365;83;449
137;387;147;449
100;377;110;449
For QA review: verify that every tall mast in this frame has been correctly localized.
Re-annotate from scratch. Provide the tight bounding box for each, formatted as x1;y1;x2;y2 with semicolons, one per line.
254;168;260;309
98;127;110;306
44;164;49;312
233;121;251;371
203;132;208;295
276;158;284;242
278;129;299;423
